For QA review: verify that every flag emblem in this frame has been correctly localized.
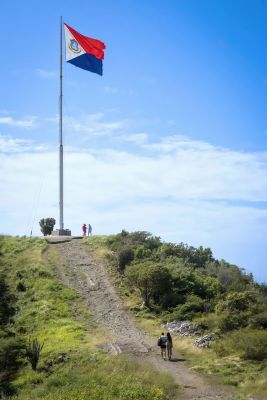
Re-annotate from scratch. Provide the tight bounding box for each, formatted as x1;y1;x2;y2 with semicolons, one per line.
64;23;106;75
69;39;81;54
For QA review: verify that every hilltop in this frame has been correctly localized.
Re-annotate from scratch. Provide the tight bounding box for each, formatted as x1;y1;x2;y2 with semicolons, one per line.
0;233;266;400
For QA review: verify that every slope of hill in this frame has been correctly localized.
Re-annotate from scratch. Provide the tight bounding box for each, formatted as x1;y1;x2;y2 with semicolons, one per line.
0;236;176;400
0;233;266;400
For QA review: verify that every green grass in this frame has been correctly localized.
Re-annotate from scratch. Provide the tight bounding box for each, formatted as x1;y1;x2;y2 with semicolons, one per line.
0;236;178;400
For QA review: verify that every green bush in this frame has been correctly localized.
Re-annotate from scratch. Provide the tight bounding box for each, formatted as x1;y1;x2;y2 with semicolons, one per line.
117;247;134;272
249;311;267;329
125;262;172;309
16;281;27;292
26;338;44;370
170;295;206;320
214;329;267;361
217;311;250;332
0;279;15;326
39;218;56;236
216;291;257;313
0;337;26;395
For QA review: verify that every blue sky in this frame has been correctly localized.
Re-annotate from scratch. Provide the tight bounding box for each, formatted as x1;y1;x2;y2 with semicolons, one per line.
0;0;267;282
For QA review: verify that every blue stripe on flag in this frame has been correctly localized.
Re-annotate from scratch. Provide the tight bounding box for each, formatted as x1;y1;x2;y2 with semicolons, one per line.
68;53;103;75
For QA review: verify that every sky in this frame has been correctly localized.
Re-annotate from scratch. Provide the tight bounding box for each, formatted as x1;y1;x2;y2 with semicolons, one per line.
0;0;267;282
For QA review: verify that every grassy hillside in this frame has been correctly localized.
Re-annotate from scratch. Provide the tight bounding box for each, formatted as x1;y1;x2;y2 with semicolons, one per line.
0;236;177;400
84;231;267;400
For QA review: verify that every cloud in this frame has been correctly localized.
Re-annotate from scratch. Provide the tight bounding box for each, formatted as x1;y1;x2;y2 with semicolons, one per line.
0;133;267;281
0;135;47;153
64;113;129;137
118;133;148;145
0;116;36;128
36;68;57;79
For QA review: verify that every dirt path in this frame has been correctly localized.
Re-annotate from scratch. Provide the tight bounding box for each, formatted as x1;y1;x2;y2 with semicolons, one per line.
47;237;237;400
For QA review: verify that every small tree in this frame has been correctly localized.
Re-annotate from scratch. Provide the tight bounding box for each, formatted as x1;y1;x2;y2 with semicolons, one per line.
39;218;56;236
125;262;172;309
26;339;44;371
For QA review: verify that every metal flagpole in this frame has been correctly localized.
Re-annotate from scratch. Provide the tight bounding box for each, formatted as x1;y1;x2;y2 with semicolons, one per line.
52;17;71;236
59;16;64;231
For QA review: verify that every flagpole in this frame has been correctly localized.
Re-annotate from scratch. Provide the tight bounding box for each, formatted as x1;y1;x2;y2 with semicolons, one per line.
59;16;64;230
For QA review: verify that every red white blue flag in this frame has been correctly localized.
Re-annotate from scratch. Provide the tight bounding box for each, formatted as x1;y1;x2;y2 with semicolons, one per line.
64;23;106;76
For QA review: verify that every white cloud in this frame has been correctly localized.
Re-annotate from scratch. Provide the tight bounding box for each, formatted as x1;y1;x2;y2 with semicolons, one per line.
0;135;46;153
36;68;57;79
64;113;129;137
0;116;36;128
117;133;148;145
0;134;267;281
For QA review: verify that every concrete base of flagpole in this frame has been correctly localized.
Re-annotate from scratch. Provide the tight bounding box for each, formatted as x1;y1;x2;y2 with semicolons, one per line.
52;229;71;236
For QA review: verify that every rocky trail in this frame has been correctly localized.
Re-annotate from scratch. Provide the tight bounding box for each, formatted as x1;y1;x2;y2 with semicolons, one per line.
47;237;238;400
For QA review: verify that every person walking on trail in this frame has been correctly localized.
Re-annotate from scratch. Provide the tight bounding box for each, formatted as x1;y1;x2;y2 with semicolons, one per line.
88;223;92;236
82;224;87;236
158;332;167;359
166;332;173;360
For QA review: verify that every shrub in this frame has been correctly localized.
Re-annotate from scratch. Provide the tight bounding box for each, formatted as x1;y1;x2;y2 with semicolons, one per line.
135;246;152;260
39;218;56;236
214;329;267;361
0;337;25;395
16;281;26;292
117;247;134;272
0;279;15;326
170;295;206;320
26;338;44;370
216;291;257;313
125;262;172;309
217;311;250;332
249;311;267;329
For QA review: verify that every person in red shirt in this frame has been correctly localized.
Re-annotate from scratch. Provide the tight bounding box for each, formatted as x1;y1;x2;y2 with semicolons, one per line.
82;223;87;236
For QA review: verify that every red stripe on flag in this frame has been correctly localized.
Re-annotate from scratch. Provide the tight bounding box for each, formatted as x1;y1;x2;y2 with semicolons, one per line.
64;23;105;60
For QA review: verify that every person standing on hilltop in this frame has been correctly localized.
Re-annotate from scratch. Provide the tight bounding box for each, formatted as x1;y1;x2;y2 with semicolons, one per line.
82;223;87;236
88;224;92;236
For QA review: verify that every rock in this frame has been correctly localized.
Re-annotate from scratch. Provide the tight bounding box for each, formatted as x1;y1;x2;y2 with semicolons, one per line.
194;333;217;348
54;352;68;364
165;320;202;337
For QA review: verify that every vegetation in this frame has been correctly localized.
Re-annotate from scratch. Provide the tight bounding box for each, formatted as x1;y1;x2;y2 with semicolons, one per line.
25;339;44;371
39;218;56;236
85;230;267;399
0;236;177;400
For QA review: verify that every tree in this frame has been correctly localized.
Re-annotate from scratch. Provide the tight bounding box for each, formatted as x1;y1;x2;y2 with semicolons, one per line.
39;218;56;236
125;262;172;309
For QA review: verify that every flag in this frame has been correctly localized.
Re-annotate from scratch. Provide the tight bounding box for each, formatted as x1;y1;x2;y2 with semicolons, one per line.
64;23;106;76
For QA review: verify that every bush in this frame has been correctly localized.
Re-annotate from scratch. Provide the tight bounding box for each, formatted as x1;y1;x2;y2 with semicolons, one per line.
117;247;134;272
249;311;267;329
125;262;172;309
170;295;206;320
16;281;26;292
216;291;257;313
39;218;56;236
217;311;250;332
214;329;267;361
0;337;25;395
0;279;15;326
26;338;44;370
